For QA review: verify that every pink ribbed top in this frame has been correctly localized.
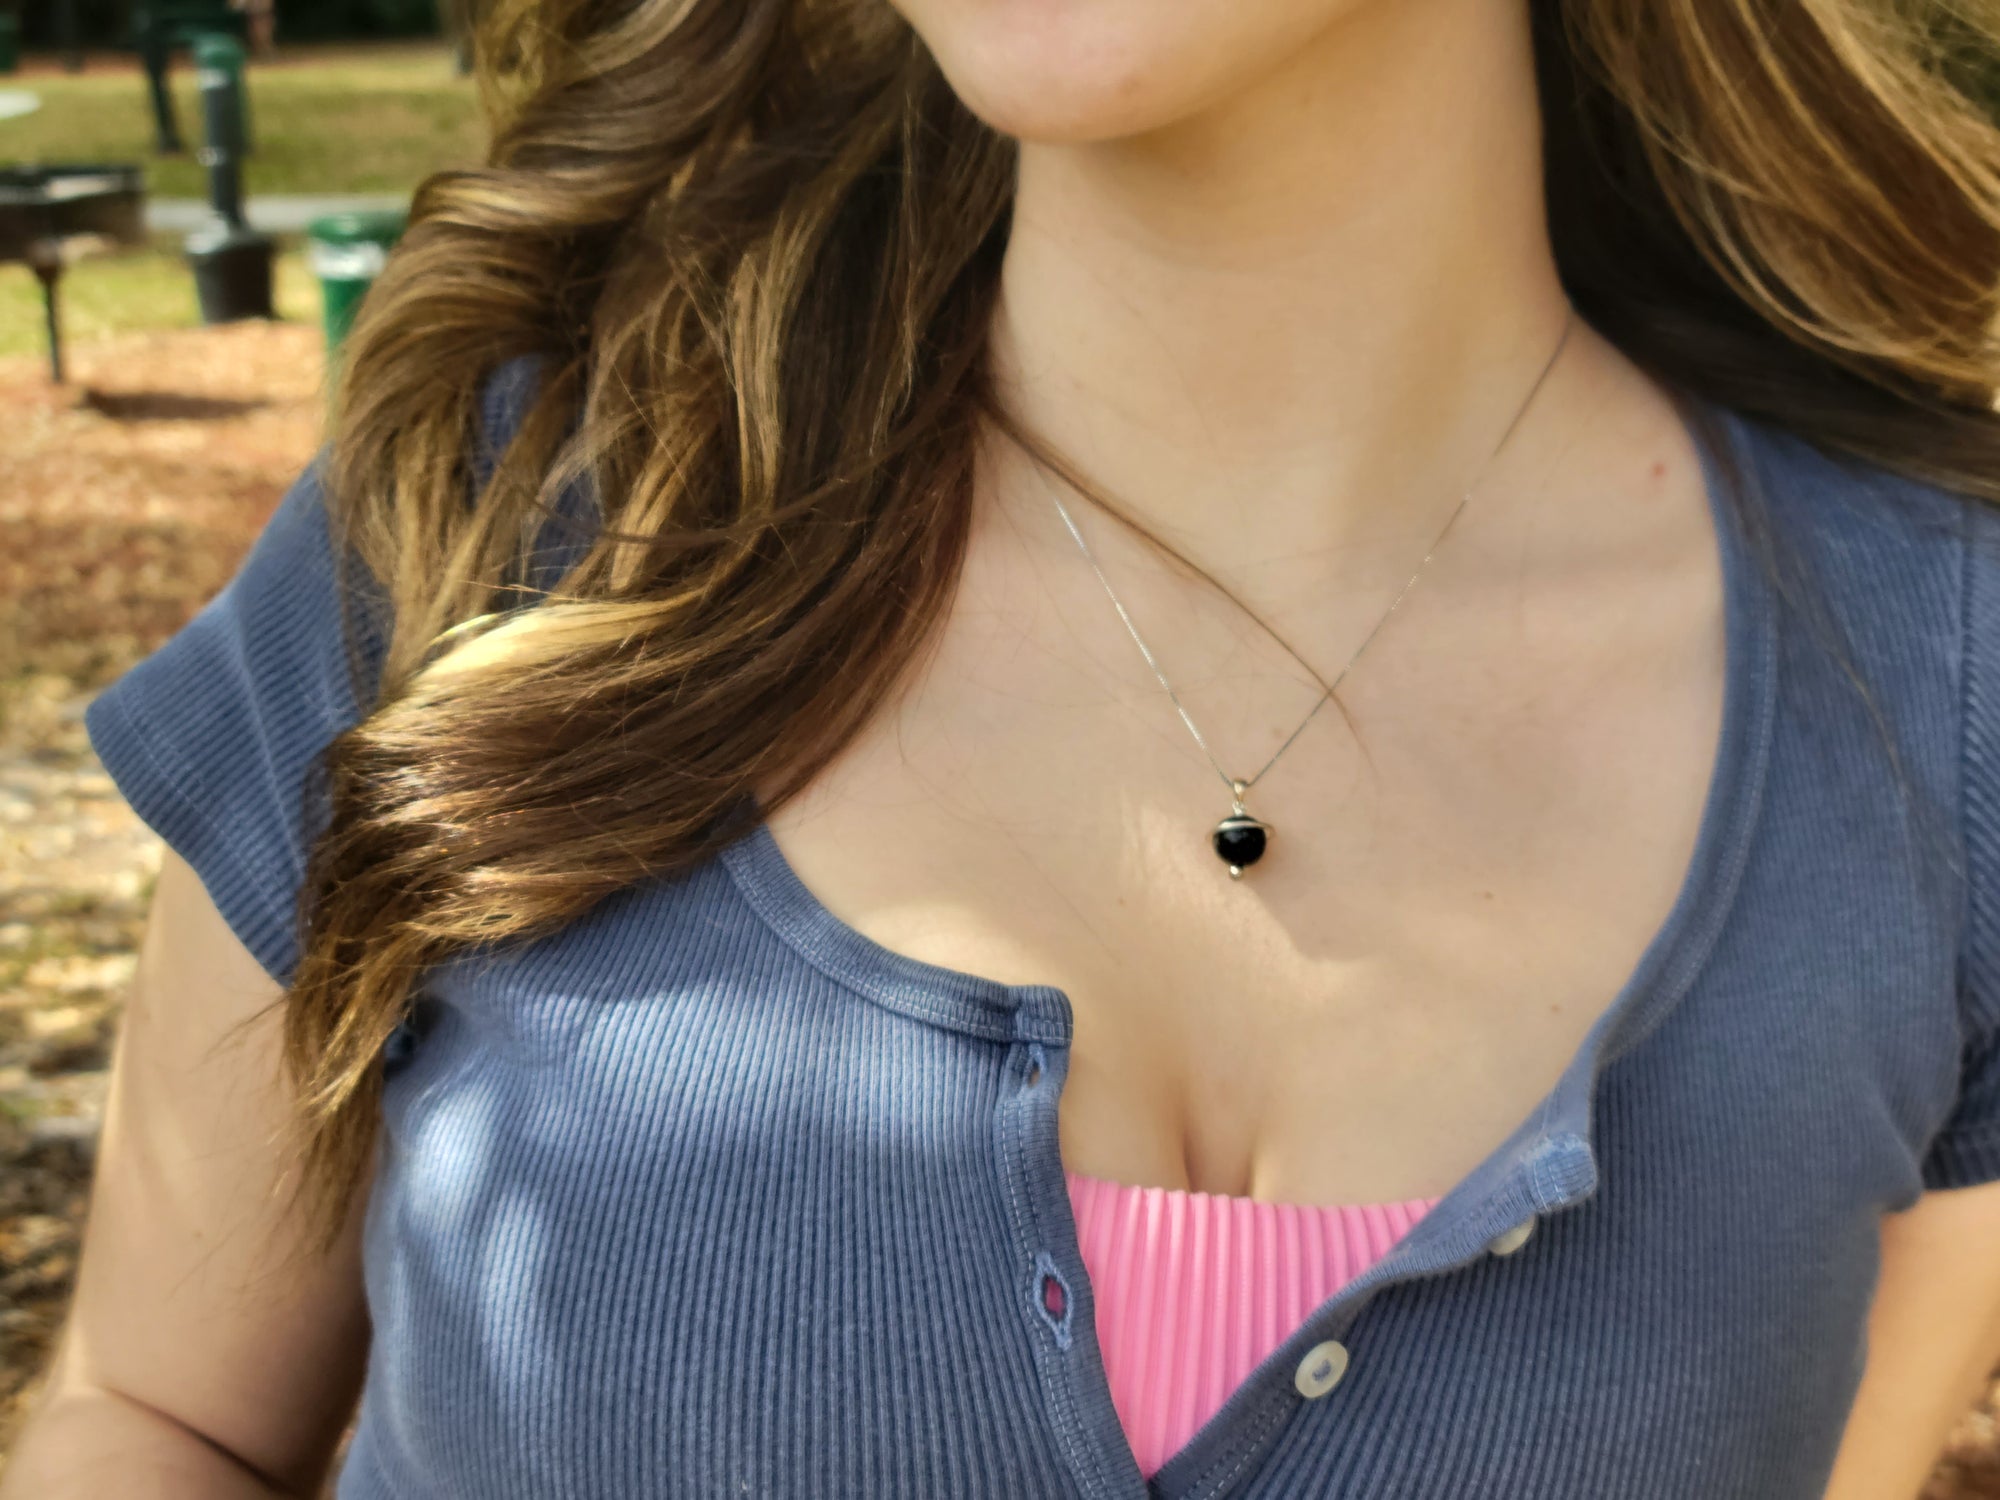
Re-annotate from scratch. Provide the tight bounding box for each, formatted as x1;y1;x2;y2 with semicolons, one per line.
1063;1169;1439;1478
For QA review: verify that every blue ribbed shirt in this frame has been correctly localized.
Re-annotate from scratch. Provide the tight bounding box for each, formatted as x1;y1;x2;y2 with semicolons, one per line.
83;374;2000;1499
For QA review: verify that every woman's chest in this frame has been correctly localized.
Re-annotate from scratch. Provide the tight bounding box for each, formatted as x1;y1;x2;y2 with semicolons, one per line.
756;677;1726;1207
339;849;1961;1500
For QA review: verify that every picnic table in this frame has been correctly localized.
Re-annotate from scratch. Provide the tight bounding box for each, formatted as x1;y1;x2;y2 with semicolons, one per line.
0;166;149;382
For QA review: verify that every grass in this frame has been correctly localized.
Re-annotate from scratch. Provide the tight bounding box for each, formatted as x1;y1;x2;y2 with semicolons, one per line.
0;241;322;357
5;45;485;199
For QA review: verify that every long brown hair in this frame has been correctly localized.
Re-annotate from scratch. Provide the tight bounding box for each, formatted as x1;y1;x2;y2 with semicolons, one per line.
289;0;2000;1237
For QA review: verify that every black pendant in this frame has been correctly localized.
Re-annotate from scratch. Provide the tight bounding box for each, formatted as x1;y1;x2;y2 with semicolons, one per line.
1212;785;1272;880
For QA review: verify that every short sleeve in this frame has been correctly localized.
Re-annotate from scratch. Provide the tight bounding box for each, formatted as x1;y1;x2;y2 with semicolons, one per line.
83;456;388;985
82;356;552;986
1927;494;2000;1189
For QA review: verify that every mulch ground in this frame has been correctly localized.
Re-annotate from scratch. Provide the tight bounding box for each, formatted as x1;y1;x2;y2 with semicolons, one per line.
0;321;1996;1495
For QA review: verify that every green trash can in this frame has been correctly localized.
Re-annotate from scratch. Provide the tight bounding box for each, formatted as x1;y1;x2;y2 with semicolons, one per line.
307;209;407;353
0;15;20;74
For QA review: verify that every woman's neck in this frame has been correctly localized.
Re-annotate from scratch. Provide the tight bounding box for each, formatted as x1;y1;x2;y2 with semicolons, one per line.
985;0;1589;611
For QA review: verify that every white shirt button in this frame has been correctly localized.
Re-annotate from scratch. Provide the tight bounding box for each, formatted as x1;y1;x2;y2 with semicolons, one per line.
1293;1339;1349;1399
1487;1217;1537;1256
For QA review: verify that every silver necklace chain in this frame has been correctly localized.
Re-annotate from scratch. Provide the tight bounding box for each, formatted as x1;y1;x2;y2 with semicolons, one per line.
1040;308;1575;807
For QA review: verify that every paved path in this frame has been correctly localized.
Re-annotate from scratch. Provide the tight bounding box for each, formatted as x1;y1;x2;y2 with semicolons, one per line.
145;192;406;235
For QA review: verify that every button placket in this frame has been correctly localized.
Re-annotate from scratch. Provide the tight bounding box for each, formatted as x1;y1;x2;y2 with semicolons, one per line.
1020;1044;1077;1349
991;1025;1146;1500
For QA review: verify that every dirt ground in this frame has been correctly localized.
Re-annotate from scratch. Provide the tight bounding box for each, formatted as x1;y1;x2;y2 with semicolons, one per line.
0;323;1997;1494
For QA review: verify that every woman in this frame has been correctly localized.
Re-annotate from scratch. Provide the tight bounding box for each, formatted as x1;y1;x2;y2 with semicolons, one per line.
7;0;2000;1495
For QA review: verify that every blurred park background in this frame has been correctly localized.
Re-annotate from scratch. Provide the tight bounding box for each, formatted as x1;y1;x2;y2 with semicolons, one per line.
0;7;1997;1497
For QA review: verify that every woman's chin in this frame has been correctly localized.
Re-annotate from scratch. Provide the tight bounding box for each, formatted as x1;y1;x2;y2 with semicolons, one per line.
926;35;1180;143
893;0;1330;146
